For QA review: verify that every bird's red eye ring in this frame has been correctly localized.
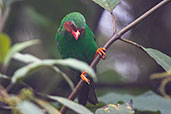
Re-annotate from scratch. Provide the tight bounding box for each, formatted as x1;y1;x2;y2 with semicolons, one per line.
63;21;73;32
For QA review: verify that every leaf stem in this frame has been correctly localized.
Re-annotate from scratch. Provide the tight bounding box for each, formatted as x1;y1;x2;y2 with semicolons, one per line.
60;0;170;113
0;8;10;32
120;38;142;49
110;12;116;34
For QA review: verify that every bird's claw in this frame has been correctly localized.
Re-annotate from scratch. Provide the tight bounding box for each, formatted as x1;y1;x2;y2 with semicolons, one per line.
80;71;90;85
94;48;106;60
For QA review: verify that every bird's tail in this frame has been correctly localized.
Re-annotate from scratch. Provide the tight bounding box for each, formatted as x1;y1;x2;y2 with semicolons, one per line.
78;80;98;105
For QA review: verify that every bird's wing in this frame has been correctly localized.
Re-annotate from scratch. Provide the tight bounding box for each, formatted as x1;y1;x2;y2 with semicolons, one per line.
56;28;64;47
85;24;96;41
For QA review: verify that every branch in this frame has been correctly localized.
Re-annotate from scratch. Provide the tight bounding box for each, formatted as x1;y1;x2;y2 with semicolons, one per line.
60;0;170;113
120;38;142;49
0;8;10;32
110;12;116;35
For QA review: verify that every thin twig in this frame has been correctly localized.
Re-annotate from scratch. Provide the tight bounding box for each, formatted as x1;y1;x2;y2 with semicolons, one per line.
110;12;116;34
120;38;142;49
60;0;170;113
106;0;116;35
0;8;10;32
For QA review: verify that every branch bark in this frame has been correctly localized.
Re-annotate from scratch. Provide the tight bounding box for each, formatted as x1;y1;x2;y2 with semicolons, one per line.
60;0;170;113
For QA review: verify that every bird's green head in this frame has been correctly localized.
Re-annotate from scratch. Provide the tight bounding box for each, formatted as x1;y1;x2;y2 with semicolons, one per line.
60;12;86;40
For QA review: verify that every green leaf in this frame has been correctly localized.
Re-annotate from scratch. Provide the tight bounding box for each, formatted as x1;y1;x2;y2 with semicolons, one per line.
92;0;120;12
4;39;40;66
95;102;134;114
11;59;96;84
17;100;45;114
35;99;60;114
99;91;171;114
47;95;94;114
143;48;171;71
51;66;75;90
0;2;4;12
12;53;74;90
0;33;11;63
54;58;96;80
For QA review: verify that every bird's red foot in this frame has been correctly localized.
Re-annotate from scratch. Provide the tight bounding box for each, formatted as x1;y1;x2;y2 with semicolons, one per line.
94;48;107;60
80;71;90;85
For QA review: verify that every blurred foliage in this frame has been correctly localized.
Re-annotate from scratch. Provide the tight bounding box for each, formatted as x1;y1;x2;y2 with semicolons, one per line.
143;48;171;72
93;0;120;12
95;101;134;114
151;71;171;99
0;0;171;114
4;39;40;66
99;91;171;114
0;33;11;63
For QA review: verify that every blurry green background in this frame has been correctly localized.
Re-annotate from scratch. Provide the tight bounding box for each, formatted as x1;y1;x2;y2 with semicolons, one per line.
2;0;171;102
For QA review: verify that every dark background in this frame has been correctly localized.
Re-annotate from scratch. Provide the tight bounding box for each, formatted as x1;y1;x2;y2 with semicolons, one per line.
2;0;171;106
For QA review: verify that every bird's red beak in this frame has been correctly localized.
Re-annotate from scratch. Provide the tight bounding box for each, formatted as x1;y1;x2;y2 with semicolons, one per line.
72;29;80;40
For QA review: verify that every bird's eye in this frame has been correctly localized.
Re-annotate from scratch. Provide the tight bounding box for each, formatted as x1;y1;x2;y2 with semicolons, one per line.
71;23;76;31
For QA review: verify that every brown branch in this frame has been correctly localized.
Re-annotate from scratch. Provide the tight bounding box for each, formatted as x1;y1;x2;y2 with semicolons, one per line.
60;0;170;113
119;38;142;49
110;12;116;34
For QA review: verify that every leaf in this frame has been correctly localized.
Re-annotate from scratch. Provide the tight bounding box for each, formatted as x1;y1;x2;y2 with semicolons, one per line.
0;73;10;79
0;2;4;11
150;70;171;99
4;39;40;66
143;48;171;71
0;33;11;63
92;0;120;12
13;52;41;63
51;66;75;90
150;70;171;79
17;100;45;114
47;95;94;114
99;91;171;114
54;58;96;80
12;53;74;90
11;59;96;84
95;102;134;114
35;99;60;114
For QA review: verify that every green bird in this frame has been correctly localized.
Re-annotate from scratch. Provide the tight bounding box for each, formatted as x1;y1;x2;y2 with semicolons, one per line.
56;12;106;105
